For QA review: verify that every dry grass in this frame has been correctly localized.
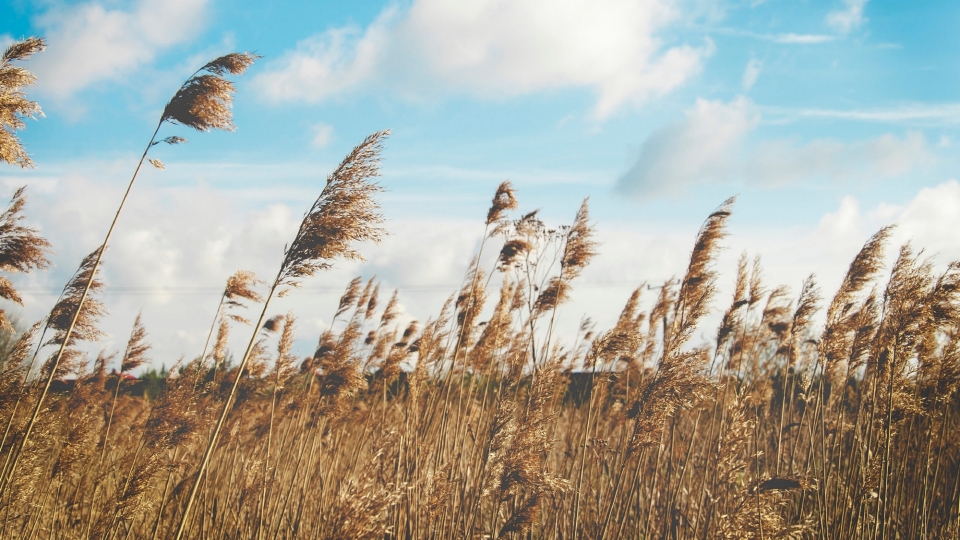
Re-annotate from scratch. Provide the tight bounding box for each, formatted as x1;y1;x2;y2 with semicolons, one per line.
0;43;959;540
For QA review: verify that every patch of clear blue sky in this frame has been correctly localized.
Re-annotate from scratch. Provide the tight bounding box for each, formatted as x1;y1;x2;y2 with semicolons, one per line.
3;0;959;230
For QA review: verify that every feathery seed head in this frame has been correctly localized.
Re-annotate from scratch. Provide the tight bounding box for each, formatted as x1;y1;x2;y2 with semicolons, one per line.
497;238;532;271
669;197;735;352
533;277;569;318
487;180;519;227
0;187;51;331
200;52;260;76
0;187;52;275
120;312;151;373
2;37;45;63
262;314;285;333
402;320;419;340
46;247;107;347
792;275;820;338
212;318;230;368
161;53;259;132
224;269;263;304
560;198;598;282
336;277;363;320
365;283;380;319
379;289;400;328
1;37;45;168
278;131;387;290
826;225;894;326
272;312;298;383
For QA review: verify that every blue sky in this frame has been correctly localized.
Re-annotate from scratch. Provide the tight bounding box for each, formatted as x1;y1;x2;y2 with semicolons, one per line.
2;0;959;367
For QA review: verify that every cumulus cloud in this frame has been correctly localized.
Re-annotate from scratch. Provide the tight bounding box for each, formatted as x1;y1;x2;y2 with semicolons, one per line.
617;97;934;198
30;0;209;99
256;0;712;118
826;0;869;34
617;97;759;197
0;159;493;369
3;155;958;369
895;180;960;254
732;180;960;301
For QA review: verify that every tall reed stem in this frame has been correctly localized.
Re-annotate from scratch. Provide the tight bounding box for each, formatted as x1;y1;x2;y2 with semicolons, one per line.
175;272;280;540
1;120;162;495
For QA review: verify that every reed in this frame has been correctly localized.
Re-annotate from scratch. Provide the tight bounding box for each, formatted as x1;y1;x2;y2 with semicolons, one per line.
0;48;958;540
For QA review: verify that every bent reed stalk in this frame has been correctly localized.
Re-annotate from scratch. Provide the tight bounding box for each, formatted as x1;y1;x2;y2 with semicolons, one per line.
174;130;387;539
0;53;258;494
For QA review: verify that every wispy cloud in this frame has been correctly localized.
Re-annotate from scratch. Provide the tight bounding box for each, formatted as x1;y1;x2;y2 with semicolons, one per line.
708;27;835;45
774;33;835;44
30;0;209;99
617;97;934;198
773;103;960;125
742;58;762;90
826;0;869;34
255;0;712;118
310;122;334;149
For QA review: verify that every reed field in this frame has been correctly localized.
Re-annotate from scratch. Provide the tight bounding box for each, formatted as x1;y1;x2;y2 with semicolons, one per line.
2;38;960;540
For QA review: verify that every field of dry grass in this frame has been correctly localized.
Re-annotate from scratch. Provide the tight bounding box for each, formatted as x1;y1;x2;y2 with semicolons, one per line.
2;38;960;539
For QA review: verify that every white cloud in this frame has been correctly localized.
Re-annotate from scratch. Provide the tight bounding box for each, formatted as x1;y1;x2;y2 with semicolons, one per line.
310;123;334;149
742;58;761;90
733;181;960;301
785;103;960;125
617;97;758;197
3;155;958;370
895;180;960;257
774;33;835;44
256;0;712;118
744;132;932;186
617;97;934;198
30;0;209;99
722;29;835;45
826;0;869;34
0;159;493;369
0;35;13;52
0;164;337;368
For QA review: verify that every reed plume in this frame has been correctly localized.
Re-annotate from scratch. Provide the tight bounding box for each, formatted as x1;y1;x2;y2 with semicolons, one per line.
334;276;363;322
819;226;893;382
162;53;259;132
44;247;107;349
100;313;151;466
0;52;257;505
532;198;598;318
277;132;387;290
120;312;150;374
0;37;45;168
0;247;108;500
199;269;263;367
487;181;519;237
667;196;734;354
0;186;52;333
175;130;387;539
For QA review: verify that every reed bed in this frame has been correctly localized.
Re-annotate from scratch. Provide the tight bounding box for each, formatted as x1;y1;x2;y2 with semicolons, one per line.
1;37;960;539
